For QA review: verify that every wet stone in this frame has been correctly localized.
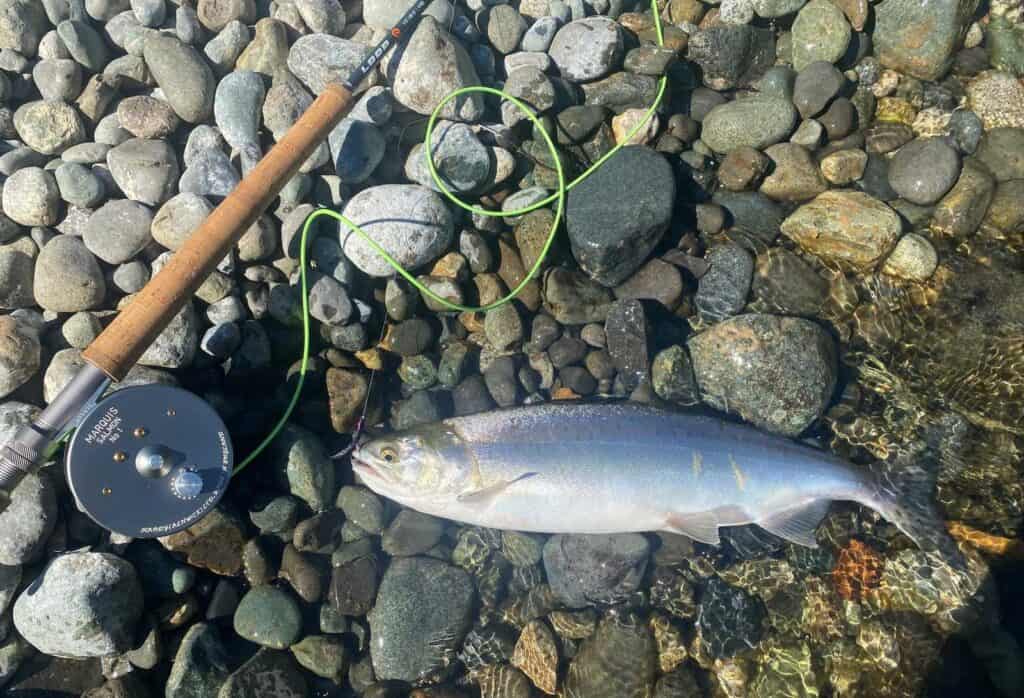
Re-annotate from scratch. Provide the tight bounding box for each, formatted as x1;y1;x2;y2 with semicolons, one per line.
369;557;476;682
512;620;559;694
700;96;798;153
291;634;349;682
604;299;649;390
688;313;837;437
695;244;753;323
697;577;765;659
565;146;674;286
791;0;850;71
233;585;303;649
13;551;143;658
382;510;445;557
687;25;775;91
780;190;901;270
651;345;700;405
218;649;306;697
563;615;657;698
165;623;230;698
887;137;961;205
329;555;378;615
543;534;649;608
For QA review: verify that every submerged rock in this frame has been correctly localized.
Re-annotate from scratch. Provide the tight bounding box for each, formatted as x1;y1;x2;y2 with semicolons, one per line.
368;557;475;682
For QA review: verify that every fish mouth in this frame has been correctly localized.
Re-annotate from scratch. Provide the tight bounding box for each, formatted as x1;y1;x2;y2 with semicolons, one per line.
350;451;394;485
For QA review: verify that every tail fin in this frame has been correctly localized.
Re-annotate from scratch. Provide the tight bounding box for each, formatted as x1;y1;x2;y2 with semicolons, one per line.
869;461;966;570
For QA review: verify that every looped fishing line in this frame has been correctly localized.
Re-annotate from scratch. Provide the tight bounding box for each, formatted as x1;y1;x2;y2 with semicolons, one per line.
234;0;667;474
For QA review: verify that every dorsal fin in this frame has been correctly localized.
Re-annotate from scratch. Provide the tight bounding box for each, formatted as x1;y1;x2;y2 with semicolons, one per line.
757;500;830;548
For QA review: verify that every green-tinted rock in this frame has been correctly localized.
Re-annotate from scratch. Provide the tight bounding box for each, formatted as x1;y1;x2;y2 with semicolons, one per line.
931;158;994;238
291;635;350;681
368;557;476;682
382;510;445;556
688;314;837;437
987;16;1024;77
874;0;979;80
218;648;308;698
502;531;545;567
270;424;335;512
563;615;657;698
700;96;798;153
975;127;1024;182
791;0;851;71
651;345;700;405
166;624;230;698
336;486;386;534
983;179;1024;234
233;586;303;649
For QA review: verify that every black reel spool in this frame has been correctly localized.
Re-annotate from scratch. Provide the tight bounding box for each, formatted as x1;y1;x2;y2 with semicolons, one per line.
65;385;233;538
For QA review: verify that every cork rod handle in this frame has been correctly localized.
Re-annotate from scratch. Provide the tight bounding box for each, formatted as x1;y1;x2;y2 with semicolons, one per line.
83;83;354;380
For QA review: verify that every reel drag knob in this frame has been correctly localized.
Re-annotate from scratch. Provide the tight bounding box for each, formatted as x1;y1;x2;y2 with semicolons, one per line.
171;469;204;500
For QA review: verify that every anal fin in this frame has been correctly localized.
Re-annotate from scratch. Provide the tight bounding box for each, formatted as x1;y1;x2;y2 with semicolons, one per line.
758;500;830;548
665;511;721;546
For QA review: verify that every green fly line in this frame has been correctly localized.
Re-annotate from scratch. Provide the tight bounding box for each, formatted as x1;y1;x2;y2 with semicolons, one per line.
234;1;667;474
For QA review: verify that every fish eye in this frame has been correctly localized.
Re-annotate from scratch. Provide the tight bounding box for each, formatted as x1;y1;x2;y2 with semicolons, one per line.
380;446;398;463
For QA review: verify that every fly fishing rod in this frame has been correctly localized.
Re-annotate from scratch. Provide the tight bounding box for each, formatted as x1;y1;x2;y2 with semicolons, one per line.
0;0;433;536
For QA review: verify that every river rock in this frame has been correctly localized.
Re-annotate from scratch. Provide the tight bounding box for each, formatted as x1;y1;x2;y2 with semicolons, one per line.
0;465;54;567
566;146;674;286
34;235;107;311
391;16;484;121
368;557;475;682
549;17;623;82
687;25;775;91
159;507;246;576
107;138;180;205
83;199;153;264
220;648;307;698
269;423;335;511
14;101;86;155
759;143;827;201
136;300;199;368
887;137;961;205
233;586;303;649
563;616;656;698
166;623;230;698
687;313;837;436
975;127;1024;182
0;249;33;309
543;534;649;608
700;96;798;153
143;34;216;122
874;0;978;81
780;190;901;270
930;157;994;238
153;193;214;250
214;70;265;172
0;0;49;55
791;0;850;71
3;167;61;226
287;32;372;96
363;0;453;30
340;184;453;278
328;117;386;183
13;551;143;658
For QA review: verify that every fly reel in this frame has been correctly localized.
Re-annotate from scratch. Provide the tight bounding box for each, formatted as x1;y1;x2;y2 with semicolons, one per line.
65;385;233;538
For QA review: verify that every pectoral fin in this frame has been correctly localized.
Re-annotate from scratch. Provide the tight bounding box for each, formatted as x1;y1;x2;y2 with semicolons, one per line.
665;511;721;545
457;472;539;505
758;500;830;548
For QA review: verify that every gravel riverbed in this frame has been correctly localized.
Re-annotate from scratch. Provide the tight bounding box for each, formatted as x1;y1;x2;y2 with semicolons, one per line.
1;0;1024;695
